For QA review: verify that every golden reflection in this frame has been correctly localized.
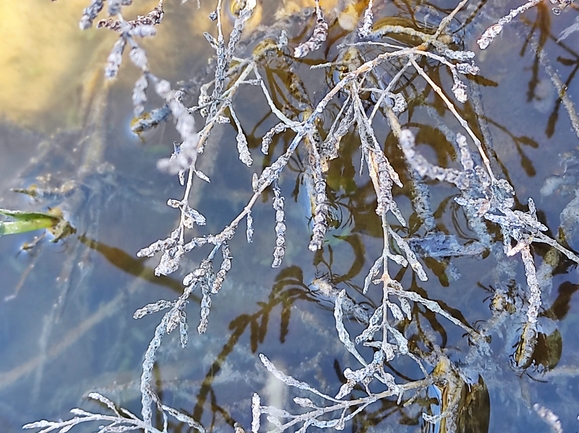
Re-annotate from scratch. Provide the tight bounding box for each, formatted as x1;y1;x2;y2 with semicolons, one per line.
0;1;159;129
2;2;93;128
275;0;369;30
0;0;371;130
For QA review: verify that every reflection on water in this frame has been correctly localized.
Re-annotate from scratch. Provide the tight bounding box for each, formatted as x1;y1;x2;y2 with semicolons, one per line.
1;0;579;432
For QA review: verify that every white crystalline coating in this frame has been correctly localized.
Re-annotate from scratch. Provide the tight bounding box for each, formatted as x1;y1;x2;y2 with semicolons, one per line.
392;93;407;113
132;74;148;116
179;312;189;348
130;25;157;38
137;233;177;258
162;404;205;430
389;227;428;281
335;376;356;399
236;132;252;166
272;185;286;268
456;63;480;75
522;246;541;325
79;0;104;29
358;0;374;38
387;325;408;355
293;397;316;408
155;79;172;98
194;169;210;182
230;107;253;166
133;300;173;319
165;308;182;334
251;394;261;433
107;0;122;15
185;205;206;225
105;38;126;79
400;129;466;187
197;290;212;334
334;291;368;367
477;23;503;50
183;272;196;287
87;392;119;415
363;257;382;293
456;133;474;170
533;404;563;433
129;46;148;70
387;301;404;321
452;79;468;103
293;2;328;58
477;0;543;49
443;49;476;61
246;212;254;243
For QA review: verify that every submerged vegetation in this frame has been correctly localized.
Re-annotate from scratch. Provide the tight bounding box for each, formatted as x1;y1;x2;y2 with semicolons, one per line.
4;0;579;431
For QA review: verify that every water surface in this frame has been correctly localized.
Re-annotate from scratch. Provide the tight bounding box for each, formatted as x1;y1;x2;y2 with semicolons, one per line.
1;1;579;432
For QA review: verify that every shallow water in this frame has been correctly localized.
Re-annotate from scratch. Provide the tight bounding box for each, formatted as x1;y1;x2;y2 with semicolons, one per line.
1;1;579;432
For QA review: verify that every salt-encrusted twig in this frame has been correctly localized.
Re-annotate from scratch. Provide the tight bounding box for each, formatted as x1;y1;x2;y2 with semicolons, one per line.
294;0;328;58
477;0;543;49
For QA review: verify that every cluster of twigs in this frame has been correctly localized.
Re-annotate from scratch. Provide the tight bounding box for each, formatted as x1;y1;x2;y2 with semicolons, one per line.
23;0;579;432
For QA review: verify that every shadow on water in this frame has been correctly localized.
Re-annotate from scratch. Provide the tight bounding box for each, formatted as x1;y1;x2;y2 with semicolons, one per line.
2;0;579;432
